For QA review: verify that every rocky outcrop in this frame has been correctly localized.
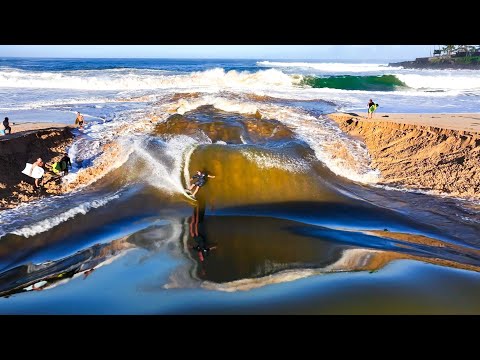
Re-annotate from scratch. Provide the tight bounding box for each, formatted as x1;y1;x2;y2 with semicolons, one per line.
0;127;74;209
328;113;480;198
389;59;480;70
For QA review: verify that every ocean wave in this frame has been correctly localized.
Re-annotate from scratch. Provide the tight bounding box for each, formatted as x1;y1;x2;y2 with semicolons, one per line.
0;67;296;91
257;61;399;72
396;73;480;90
302;75;407;91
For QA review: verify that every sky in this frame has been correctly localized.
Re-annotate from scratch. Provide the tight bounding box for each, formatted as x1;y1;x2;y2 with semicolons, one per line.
0;45;433;60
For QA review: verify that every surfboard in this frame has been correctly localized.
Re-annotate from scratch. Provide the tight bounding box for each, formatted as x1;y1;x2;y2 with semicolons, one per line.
183;190;197;202
22;163;44;179
24;280;48;291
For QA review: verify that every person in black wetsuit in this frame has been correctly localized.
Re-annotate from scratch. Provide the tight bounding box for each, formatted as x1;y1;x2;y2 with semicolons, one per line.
187;170;215;198
59;153;72;174
367;99;375;117
3;117;11;134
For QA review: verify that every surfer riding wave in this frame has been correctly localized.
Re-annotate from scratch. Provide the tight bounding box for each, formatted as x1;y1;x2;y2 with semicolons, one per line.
186;170;216;198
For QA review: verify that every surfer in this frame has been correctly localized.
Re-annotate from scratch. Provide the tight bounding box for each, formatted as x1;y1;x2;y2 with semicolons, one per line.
368;103;379;119
3;117;11;134
74;112;85;129
30;158;44;188
367;99;375;116
187;170;215;198
60;153;72;175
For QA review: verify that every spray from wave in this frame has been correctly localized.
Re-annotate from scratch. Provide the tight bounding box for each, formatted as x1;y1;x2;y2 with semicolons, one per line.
8;193;120;238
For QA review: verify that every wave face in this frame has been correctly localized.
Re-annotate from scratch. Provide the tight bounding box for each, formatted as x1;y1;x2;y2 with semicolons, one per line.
302;75;407;91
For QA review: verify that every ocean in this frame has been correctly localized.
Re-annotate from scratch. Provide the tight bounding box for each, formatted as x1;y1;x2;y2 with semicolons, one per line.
0;58;479;314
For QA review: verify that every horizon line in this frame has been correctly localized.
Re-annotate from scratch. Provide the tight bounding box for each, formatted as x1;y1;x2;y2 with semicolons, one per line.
0;56;411;61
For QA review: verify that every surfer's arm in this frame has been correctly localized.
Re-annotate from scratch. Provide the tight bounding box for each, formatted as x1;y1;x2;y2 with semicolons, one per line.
207;174;215;178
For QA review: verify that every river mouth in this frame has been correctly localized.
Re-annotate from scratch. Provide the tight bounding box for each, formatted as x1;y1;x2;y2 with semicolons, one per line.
1;76;480;313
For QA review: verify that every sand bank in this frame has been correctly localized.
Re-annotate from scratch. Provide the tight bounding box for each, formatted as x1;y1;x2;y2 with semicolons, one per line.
328;112;480;198
0;124;75;209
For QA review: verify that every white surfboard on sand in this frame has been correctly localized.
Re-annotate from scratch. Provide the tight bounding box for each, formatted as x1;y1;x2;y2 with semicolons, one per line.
22;163;44;179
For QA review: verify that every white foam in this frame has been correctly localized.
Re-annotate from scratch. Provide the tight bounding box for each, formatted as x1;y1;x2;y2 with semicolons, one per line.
397;73;480;90
10;193;120;238
257;61;399;73
0;68;295;91
175;95;259;115
240;149;310;173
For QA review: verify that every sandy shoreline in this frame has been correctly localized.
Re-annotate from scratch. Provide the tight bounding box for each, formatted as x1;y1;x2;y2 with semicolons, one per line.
337;112;480;133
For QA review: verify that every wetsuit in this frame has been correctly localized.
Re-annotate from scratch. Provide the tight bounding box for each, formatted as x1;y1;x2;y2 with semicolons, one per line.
3;118;11;134
192;173;207;187
60;155;72;174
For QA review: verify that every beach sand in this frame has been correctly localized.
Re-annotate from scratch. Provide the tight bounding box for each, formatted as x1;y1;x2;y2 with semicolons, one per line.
328;112;480;198
1;122;74;141
341;112;480;133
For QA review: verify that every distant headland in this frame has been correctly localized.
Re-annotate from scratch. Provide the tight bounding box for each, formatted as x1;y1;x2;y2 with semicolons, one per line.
389;45;480;70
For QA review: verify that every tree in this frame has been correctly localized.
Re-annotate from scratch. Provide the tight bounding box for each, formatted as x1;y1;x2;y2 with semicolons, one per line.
441;45;456;56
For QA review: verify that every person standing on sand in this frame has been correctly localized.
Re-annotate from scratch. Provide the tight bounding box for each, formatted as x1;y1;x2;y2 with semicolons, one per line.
60;152;72;174
368;103;379;119
74;112;85;129
186;170;215;198
367;99;375;116
30;158;44;188
3;117;11;134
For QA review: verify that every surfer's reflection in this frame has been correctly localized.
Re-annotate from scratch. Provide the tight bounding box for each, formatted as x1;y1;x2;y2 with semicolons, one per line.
189;200;217;276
